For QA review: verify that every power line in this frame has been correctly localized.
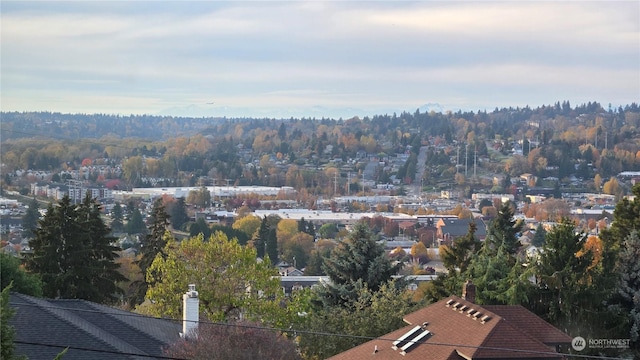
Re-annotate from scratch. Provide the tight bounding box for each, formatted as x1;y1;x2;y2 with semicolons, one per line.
13;340;189;360
9;300;629;360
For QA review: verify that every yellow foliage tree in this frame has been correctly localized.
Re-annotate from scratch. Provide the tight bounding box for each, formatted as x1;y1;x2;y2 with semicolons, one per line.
602;177;619;195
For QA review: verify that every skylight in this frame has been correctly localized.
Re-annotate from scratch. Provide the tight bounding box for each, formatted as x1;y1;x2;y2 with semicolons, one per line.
400;329;431;355
392;325;432;355
392;326;422;350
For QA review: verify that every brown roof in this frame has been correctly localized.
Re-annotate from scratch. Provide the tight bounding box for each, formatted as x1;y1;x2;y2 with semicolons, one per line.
328;296;570;360
483;305;572;346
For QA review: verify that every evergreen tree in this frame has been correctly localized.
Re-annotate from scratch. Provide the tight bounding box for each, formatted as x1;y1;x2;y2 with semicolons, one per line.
464;244;531;305
125;208;146;234
24;194;124;303
252;216;269;259
265;228;278;265
485;201;523;256
304;248;329;276
77;193;127;303
427;222;483;303
189;217;211;239
169;197;189;230
137;198;170;274
600;184;640;274
320;222;400;306
297;217;316;238
110;202;124;233
532;219;596;335
129;198;170;306
441;222;481;273
600;184;640;351
615;231;640;348
22;197;39;239
297;217;308;233
532;223;546;247
25;196;87;299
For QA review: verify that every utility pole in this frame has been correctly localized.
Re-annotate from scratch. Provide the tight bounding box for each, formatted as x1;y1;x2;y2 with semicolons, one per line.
456;146;460;173
474;147;477;178
465;144;468;177
334;171;338;195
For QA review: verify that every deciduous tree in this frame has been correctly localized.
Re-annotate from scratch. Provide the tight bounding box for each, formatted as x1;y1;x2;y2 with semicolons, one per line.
166;321;300;360
1;254;42;297
232;215;261;239
142;232;283;323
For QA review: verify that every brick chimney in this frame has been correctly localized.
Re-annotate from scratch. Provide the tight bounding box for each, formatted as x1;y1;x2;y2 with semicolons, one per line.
462;280;476;303
182;284;199;338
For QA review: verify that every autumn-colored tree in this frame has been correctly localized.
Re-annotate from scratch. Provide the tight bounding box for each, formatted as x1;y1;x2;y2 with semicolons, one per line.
232;215;261;239
603;176;620;195
594;173;603;192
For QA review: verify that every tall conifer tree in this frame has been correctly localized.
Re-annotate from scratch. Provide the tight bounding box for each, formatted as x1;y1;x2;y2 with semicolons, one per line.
321;222;400;306
24;194;125;303
132;198;170;305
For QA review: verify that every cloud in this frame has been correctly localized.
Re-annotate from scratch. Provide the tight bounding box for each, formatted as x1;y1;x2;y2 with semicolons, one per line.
1;1;638;118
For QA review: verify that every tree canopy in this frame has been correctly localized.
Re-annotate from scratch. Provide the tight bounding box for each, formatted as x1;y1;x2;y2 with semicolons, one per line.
142;232;284;323
1;253;42;297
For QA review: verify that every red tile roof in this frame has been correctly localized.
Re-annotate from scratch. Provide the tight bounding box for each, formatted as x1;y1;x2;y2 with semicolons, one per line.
328;295;571;360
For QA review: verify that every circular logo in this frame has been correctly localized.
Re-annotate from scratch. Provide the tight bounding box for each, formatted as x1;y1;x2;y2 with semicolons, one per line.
572;336;586;351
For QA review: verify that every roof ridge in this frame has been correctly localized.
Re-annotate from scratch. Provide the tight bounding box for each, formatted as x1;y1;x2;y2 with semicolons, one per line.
14;293;150;358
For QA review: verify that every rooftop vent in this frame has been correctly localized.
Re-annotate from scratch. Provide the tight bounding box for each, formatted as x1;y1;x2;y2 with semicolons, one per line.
446;299;455;307
459;305;468;312
472;312;483;320
480;315;491;324
467;308;476;317
452;302;461;310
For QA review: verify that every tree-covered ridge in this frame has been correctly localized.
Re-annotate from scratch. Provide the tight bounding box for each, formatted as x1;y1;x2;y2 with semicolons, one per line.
0;111;219;140
1;101;640;195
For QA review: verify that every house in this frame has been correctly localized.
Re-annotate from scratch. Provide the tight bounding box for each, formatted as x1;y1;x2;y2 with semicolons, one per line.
9;292;182;359
436;218;487;242
329;281;571;360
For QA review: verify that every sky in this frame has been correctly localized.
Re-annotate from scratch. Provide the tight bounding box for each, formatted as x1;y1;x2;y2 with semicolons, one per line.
1;1;639;119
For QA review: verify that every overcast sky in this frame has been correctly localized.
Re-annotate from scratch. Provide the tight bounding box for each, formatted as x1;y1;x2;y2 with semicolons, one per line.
2;1;639;119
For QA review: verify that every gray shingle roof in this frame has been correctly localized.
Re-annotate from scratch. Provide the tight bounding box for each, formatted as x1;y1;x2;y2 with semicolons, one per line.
9;292;181;360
